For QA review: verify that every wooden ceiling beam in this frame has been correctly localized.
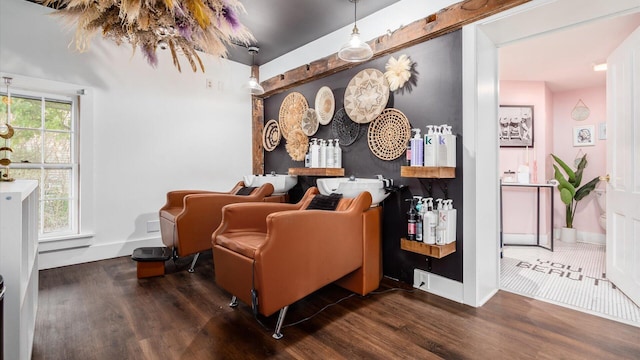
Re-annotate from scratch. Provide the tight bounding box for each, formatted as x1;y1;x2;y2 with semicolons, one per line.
258;0;530;98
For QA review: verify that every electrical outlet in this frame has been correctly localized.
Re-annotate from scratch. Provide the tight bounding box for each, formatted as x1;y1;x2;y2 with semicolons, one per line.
146;220;160;233
206;78;213;89
414;269;430;289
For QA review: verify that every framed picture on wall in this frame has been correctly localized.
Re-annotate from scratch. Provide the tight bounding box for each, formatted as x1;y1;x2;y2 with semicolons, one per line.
573;125;595;146
499;105;534;147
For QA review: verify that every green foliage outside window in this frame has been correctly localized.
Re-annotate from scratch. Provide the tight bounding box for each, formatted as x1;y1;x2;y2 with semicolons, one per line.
1;92;75;235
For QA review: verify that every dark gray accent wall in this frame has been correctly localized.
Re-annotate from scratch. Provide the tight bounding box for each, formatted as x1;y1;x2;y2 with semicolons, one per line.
263;30;463;283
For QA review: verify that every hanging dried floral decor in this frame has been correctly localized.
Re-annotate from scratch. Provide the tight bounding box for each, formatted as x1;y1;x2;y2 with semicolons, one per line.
384;54;412;92
40;0;255;72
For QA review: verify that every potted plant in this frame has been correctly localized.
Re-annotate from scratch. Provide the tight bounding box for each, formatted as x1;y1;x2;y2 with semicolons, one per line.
551;153;600;243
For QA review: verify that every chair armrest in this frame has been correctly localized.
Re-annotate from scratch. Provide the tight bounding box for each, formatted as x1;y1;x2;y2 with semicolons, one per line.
253;209;365;316
213;202;303;238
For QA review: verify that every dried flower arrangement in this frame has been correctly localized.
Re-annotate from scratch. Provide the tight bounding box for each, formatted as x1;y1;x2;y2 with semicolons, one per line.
384;54;412;92
40;0;255;72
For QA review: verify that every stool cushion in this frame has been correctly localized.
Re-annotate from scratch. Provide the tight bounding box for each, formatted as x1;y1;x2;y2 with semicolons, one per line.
132;247;172;262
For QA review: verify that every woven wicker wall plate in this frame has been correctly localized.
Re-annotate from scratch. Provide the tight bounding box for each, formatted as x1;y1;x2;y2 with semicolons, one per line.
285;129;309;161
315;86;335;125
344;69;390;124
571;99;590;121
262;119;281;152
301;108;320;136
279;92;308;140
367;108;411;161
331;108;361;146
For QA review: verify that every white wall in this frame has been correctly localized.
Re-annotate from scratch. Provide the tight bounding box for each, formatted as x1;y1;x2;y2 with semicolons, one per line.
0;0;253;268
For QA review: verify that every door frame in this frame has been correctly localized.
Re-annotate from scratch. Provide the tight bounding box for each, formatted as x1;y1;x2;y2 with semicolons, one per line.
461;0;640;307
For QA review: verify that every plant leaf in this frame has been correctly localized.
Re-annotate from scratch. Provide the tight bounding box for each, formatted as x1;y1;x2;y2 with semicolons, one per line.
560;188;574;206
575;176;600;201
554;165;576;199
574;154;588;186
551;153;576;183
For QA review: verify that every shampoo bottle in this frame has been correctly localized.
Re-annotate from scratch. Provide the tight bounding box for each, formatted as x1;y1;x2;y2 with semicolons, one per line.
443;125;456;167
326;139;335;168
436;125;447;167
423;198;437;244
424;125;437;167
415;197;424;242
406;129;412;166
319;140;327;168
435;198;447;245
310;139;320;168
406;198;418;241
334;139;342;168
445;199;457;244
410;128;424;166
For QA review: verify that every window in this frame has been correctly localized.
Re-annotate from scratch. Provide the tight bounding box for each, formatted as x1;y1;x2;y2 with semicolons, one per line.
1;89;78;237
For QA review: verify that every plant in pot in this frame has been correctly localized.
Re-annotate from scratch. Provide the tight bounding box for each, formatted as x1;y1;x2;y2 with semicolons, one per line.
551;153;600;243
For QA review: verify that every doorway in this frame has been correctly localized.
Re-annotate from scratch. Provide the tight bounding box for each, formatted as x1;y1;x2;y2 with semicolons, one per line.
460;0;640;318
495;10;640;325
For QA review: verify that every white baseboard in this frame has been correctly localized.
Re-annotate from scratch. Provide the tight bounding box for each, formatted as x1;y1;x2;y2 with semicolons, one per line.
38;236;163;270
503;233;551;246
413;269;464;303
552;228;606;245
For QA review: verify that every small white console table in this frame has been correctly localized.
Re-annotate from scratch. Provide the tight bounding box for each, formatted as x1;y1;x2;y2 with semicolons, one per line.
500;182;555;254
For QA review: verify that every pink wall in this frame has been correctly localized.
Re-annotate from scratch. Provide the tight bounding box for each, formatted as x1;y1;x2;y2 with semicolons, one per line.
500;81;553;236
499;82;606;238
552;86;606;235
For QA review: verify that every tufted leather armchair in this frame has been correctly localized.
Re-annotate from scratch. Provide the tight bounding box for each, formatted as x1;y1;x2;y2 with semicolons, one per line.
159;181;274;272
212;187;382;339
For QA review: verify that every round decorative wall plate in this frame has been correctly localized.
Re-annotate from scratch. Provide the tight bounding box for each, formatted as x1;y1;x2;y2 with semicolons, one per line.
331;108;361;146
571;99;590;121
344;68;390;124
301;108;320;136
285;129;309;161
279;92;308;140
262;119;281;152
315;86;335;125
367;108;411;161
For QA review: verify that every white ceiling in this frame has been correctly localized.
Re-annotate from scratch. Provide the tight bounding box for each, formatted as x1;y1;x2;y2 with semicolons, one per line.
499;12;640;93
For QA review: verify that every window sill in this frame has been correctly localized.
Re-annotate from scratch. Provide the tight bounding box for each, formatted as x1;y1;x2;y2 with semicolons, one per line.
38;233;95;253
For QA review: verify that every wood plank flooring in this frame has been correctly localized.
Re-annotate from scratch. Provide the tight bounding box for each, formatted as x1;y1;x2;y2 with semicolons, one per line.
32;252;640;359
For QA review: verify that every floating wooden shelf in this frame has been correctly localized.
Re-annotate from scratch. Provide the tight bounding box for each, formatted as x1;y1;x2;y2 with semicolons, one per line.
400;238;456;258
400;166;455;178
288;168;345;176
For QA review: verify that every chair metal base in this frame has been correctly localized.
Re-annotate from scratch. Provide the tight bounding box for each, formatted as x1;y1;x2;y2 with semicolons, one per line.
229;296;238;307
272;306;289;340
187;253;200;273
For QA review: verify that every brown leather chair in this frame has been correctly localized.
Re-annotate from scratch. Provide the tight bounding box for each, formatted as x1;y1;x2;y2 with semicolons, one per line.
159;181;274;272
212;187;381;339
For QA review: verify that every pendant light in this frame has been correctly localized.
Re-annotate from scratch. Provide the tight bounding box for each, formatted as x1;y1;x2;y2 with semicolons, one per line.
247;46;265;95
338;0;373;62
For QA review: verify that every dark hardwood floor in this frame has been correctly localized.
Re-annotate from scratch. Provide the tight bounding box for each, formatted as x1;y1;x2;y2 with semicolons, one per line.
32;252;640;359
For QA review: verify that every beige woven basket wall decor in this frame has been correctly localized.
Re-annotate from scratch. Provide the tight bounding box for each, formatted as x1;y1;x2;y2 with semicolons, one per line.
301;108;320;136
344;69;390;124
315;86;335;125
279;92;308;140
262;119;281;152
285;129;309;161
367;108;411;161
